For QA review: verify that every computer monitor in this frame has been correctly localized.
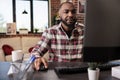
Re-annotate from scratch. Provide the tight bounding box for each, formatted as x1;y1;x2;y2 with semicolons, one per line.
83;0;120;62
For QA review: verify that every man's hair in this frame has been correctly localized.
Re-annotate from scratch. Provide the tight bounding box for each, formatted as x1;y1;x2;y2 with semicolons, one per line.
58;2;75;11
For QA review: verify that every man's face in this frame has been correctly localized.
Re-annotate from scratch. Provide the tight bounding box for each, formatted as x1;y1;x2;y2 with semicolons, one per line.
59;3;77;28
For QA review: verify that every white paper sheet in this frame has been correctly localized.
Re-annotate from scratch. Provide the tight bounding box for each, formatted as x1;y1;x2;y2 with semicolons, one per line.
7;62;34;76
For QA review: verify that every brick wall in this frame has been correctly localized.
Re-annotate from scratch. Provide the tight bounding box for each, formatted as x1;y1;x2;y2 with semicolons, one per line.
50;0;85;26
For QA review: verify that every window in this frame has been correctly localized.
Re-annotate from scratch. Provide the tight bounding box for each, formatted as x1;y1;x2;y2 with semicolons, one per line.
16;0;30;31
0;0;13;33
0;0;49;33
33;0;48;32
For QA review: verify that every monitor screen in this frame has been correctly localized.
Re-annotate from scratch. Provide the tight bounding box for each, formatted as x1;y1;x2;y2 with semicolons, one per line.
83;0;120;62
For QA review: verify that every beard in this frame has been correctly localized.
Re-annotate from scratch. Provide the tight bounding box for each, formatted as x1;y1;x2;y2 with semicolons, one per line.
61;17;77;28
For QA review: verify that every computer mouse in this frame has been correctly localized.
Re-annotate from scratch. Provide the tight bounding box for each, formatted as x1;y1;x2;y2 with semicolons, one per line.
39;63;48;71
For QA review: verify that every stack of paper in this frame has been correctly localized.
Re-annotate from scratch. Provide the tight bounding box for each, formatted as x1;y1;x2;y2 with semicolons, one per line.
112;66;120;79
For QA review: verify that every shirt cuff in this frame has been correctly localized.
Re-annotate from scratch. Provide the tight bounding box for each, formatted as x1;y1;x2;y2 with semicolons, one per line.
31;52;41;58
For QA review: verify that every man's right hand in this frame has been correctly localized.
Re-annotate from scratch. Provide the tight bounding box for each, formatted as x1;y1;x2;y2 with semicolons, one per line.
33;57;48;71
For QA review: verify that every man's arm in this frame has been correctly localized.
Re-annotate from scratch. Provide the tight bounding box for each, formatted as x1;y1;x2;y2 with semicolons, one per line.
31;30;50;70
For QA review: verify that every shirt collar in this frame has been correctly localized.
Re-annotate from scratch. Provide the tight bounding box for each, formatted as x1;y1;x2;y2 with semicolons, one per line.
57;22;83;38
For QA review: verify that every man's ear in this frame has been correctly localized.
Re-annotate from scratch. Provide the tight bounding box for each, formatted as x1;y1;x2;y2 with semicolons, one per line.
57;11;61;20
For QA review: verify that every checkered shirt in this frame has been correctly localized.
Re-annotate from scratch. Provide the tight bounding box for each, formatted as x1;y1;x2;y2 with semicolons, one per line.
32;22;84;62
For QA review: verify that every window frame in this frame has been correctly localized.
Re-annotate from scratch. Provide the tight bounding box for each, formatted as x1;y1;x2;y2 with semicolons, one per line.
0;0;49;34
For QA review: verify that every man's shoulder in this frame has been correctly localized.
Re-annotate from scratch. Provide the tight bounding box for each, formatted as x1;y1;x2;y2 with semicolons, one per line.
46;24;60;34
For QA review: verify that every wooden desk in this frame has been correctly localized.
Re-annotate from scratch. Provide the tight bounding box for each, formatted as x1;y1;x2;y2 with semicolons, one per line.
0;62;119;80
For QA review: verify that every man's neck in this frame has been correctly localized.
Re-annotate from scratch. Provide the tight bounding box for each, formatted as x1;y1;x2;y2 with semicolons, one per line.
61;23;74;32
61;23;74;38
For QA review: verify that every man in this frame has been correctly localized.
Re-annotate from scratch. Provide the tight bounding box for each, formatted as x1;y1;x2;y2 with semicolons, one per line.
31;2;84;70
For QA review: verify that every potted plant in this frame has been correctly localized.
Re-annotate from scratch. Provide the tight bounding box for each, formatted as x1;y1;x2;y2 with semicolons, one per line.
87;62;100;80
34;28;39;33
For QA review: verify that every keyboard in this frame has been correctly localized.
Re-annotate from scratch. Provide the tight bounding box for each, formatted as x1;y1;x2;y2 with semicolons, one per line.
54;66;88;74
54;62;120;74
98;62;120;71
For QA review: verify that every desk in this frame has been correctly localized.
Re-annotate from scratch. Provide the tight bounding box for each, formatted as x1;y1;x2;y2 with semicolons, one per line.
0;62;119;80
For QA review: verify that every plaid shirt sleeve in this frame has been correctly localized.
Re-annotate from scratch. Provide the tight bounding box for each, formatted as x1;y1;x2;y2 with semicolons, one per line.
31;29;50;57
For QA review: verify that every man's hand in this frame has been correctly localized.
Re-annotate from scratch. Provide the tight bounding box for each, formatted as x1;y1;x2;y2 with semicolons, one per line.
34;57;48;71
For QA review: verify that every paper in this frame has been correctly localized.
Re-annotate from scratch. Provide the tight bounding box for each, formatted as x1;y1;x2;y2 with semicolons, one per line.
12;50;23;62
8;63;20;76
112;66;120;79
7;62;34;76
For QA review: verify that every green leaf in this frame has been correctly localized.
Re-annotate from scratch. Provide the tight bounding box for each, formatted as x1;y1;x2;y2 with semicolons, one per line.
88;62;100;70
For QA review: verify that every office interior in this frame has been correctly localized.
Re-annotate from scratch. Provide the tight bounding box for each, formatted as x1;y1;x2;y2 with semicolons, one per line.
0;0;84;62
0;0;120;63
0;0;120;80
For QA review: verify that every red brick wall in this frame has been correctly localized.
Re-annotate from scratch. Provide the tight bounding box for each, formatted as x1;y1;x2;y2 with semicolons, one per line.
51;0;60;25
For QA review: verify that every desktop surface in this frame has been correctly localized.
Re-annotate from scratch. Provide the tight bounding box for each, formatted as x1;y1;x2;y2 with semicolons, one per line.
0;62;120;80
